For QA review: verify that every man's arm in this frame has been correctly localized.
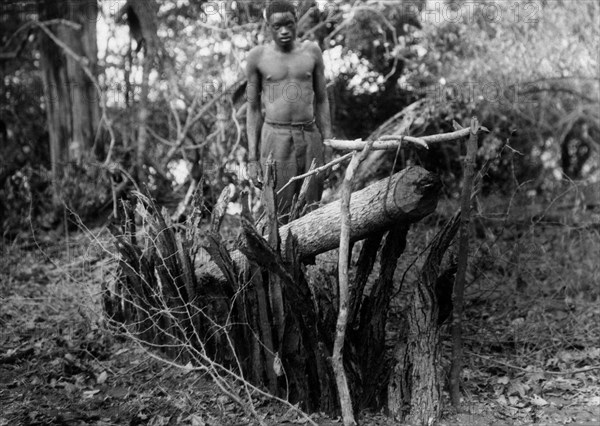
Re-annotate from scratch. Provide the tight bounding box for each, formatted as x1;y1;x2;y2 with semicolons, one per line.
246;47;263;161
311;42;332;141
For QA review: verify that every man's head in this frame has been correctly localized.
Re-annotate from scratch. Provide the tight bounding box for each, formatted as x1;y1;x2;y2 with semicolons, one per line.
265;1;297;50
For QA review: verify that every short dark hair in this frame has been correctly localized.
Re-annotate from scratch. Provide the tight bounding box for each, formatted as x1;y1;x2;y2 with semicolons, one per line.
265;1;297;21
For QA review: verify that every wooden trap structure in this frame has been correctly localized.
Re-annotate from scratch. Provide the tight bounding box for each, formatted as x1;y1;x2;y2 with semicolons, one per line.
104;122;484;424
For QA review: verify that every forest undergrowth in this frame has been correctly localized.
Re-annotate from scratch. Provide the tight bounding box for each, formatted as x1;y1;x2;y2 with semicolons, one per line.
1;193;599;426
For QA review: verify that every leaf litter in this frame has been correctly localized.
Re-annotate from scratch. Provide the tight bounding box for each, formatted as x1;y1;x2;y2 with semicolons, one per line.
1;224;599;425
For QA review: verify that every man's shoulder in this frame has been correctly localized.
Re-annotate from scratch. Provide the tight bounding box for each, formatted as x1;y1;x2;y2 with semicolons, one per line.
247;44;266;64
301;40;321;50
248;44;266;56
300;40;323;57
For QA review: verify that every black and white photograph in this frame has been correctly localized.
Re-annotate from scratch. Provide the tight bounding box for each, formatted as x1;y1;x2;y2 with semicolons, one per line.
1;1;598;425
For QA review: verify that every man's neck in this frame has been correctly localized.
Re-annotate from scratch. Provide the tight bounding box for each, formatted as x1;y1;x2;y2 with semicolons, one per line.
273;40;296;53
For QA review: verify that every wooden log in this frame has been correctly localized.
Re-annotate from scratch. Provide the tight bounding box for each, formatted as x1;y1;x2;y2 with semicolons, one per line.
197;166;440;281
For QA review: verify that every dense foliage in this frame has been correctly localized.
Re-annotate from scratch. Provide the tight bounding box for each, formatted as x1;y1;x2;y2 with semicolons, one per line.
1;0;598;232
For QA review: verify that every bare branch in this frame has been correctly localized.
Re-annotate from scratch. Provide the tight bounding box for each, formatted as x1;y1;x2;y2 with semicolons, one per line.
277;152;354;196
325;126;490;151
334;140;375;426
0;19;81;59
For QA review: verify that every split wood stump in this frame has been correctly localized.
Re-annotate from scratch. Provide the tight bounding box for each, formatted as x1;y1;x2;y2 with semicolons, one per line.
106;164;458;423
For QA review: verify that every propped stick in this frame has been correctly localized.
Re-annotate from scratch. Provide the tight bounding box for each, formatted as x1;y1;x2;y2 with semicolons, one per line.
263;156;286;359
334;139;375;426
449;117;479;407
289;159;317;221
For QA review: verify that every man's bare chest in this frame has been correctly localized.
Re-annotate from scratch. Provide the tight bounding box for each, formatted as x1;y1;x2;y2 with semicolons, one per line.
259;50;315;83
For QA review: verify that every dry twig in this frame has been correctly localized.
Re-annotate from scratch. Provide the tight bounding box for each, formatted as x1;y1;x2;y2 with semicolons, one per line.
277;152;354;196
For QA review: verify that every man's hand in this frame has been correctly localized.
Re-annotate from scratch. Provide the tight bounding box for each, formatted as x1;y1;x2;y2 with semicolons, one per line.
247;160;263;189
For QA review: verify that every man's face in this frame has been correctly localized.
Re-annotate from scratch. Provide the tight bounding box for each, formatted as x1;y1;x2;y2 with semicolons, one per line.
268;12;297;49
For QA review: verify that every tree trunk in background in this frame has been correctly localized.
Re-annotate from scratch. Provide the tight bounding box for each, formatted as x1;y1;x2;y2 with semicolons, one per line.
136;56;151;183
122;0;159;183
38;0;100;191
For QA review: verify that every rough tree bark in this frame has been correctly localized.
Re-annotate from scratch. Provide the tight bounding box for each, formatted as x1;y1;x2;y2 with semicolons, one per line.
388;214;460;425
38;0;101;190
353;222;410;409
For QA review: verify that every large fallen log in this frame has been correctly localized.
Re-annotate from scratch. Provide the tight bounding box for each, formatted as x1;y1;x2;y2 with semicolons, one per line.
197;166;440;280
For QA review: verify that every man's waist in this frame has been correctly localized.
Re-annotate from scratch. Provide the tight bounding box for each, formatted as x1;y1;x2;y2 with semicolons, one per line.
264;118;316;130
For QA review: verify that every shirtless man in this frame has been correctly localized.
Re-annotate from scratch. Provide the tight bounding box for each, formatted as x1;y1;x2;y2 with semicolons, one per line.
246;1;332;221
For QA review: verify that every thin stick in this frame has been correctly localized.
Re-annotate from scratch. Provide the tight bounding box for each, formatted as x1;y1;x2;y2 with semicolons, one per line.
291;159;316;220
1;19;81;51
326;136;428;150
171;179;198;223
450;117;479;407
334;140;374;426
227;98;242;159
325;126;490;151
276;152;353;196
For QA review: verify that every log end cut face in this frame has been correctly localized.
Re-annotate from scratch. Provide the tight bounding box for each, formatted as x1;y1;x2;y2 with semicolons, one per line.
392;166;441;222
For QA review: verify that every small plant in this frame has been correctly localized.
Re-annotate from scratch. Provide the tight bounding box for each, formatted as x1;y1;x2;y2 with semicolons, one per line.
56;162;112;219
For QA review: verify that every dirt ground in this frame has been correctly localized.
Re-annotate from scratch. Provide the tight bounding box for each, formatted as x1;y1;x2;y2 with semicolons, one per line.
1;222;599;425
